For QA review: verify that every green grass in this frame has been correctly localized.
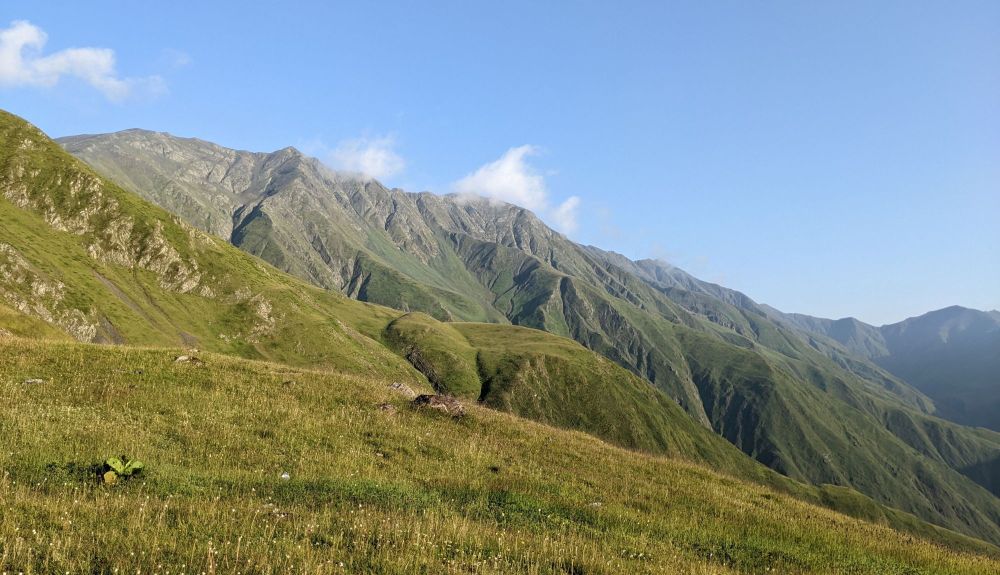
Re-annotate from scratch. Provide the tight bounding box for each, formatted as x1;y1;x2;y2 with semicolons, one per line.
376;313;1000;552
5;108;1000;556
0;337;997;574
0;108;423;382
384;313;482;397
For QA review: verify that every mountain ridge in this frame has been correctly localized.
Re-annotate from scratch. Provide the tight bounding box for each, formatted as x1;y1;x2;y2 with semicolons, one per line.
9;108;1000;553
53;124;1000;545
769;305;1000;431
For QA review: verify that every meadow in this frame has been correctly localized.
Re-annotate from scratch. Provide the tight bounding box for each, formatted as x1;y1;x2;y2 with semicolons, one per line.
1;336;997;574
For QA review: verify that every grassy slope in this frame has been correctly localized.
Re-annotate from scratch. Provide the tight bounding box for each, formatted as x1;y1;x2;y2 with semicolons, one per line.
0;303;71;340
380;314;1000;550
5;109;1000;550
385;313;759;467
0;337;997;574
61;127;1000;544
0;109;420;382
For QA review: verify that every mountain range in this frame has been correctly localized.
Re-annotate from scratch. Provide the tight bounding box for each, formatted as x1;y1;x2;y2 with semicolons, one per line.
52;124;1000;545
1;109;998;552
769;305;1000;432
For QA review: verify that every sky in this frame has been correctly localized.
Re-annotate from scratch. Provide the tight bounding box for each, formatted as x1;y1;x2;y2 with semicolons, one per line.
1;1;997;325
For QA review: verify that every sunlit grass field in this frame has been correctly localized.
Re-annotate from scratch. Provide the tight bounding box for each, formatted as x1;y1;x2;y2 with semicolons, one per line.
1;337;997;574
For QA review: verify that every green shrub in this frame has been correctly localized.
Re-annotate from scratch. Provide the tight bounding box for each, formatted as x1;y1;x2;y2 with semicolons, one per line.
102;455;145;484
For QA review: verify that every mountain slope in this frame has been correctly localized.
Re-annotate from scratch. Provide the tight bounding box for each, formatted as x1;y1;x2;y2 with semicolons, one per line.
58;130;506;324
0;109;780;487
8;109;1000;558
880;307;1000;431
59;126;1000;545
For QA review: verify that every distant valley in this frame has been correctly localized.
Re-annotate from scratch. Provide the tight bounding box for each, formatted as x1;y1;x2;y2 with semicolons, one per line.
772;305;1000;431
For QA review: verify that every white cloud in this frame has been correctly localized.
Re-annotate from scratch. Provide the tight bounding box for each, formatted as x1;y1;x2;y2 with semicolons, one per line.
0;20;162;101
453;145;581;235
453;145;547;210
328;135;405;181
552;196;581;235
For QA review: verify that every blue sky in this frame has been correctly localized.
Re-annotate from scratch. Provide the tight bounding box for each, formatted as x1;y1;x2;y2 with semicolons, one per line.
1;1;997;324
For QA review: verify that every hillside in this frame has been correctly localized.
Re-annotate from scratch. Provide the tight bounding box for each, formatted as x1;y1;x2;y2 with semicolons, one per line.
14;108;996;548
386;313;761;469
1;337;998;573
57;125;1000;545
0;109;795;492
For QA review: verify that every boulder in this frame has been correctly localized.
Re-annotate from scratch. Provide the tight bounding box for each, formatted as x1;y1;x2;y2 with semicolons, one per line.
174;355;203;365
388;381;417;399
411;394;465;418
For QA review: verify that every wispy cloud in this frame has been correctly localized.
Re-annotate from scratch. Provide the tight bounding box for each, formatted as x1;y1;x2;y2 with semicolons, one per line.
161;48;192;69
453;145;581;235
0;20;163;101
327;135;405;181
552;196;581;235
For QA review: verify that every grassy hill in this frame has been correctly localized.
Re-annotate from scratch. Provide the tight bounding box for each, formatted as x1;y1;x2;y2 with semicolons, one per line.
0;107;994;572
5;109;1000;549
1;337;998;574
57;126;1000;547
386;312;772;468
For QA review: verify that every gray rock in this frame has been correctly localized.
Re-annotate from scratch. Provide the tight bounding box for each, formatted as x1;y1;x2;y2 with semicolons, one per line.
411;394;465;418
388;381;416;399
174;355;203;365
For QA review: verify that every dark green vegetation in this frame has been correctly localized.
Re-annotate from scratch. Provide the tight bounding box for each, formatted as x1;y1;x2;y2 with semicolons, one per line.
775;306;1000;432
2;338;998;573
59;123;1000;546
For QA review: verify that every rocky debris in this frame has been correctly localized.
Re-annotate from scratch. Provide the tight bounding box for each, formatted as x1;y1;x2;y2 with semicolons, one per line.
23;378;45;385
388;381;417;399
0;243;99;342
174;355;204;365
377;402;397;415
411;394;465;418
248;294;275;341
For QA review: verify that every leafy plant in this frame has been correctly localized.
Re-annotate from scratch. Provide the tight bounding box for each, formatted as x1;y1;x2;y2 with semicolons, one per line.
102;455;144;485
